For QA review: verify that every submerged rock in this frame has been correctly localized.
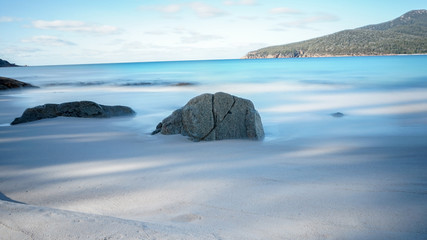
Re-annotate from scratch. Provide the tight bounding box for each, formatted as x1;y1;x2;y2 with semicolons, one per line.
0;76;38;90
11;101;135;125
152;92;264;141
331;112;345;118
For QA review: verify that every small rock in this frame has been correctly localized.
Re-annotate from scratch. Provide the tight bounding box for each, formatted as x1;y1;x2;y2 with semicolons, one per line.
170;82;195;87
331;112;345;118
11;101;135;125
0;76;38;90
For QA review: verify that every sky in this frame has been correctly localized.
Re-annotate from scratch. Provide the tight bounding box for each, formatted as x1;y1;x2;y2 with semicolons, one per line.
1;0;426;66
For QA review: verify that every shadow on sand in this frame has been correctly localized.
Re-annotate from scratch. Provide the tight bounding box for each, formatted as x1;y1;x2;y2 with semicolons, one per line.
0;191;26;204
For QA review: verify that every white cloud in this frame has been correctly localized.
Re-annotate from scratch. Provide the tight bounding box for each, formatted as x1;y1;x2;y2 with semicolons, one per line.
189;2;227;18
278;13;340;29
0;16;14;22
224;0;256;6
145;27;223;44
270;7;301;15
22;35;76;46
238;16;259;21
1;46;42;59
144;30;167;35
293;14;339;26
32;20;119;34
181;31;223;44
158;4;182;13
144;2;227;18
239;0;256;5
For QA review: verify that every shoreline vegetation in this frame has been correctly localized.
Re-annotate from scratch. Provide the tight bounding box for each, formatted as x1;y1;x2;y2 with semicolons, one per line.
243;52;427;59
243;10;427;59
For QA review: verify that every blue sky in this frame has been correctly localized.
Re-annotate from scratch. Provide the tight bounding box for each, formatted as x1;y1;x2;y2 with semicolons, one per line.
1;0;426;65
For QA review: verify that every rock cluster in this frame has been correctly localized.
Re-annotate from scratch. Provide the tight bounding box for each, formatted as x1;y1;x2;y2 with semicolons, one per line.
11;101;135;125
0;77;37;90
152;92;264;141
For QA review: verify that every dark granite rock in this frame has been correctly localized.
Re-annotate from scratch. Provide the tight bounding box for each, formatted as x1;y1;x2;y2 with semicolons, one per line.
0;77;38;90
11;101;135;125
153;92;265;141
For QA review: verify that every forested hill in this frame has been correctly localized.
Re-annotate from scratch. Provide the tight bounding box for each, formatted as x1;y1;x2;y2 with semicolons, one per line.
243;10;427;59
0;59;19;67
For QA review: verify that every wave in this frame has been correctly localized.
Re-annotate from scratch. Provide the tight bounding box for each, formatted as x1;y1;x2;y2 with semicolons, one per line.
42;81;197;88
43;81;107;87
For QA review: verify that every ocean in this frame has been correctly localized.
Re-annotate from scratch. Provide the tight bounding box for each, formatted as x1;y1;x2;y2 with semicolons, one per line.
1;56;427;88
1;55;427;141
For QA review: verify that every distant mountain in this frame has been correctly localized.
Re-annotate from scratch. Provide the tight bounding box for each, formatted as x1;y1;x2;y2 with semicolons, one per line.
243;10;427;59
0;58;19;67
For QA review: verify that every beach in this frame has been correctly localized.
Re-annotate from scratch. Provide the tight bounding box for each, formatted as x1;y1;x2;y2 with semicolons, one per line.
1;57;427;239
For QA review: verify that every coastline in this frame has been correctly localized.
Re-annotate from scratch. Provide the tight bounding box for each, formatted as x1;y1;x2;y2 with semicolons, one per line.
2;53;426;69
241;52;427;59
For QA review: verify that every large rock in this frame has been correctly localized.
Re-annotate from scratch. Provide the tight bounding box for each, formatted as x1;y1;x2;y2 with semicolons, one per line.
0;76;37;90
152;92;264;141
11;101;135;125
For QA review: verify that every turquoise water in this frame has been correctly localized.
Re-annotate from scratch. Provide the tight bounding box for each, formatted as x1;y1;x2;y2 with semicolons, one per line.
1;56;427;141
1;56;426;88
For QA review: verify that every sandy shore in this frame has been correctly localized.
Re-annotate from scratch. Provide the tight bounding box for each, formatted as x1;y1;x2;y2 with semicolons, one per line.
1;90;427;240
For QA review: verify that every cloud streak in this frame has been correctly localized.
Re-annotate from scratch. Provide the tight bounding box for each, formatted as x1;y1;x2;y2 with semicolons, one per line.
144;27;223;44
32;20;119;34
145;2;227;18
180;31;223;44
189;2;227;18
158;4;182;13
224;0;257;6
278;13;340;29
1;46;42;59
0;16;15;22
22;35;76;46
270;7;301;15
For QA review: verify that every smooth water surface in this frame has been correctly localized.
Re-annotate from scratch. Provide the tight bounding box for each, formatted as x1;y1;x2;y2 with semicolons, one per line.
1;56;426;88
1;56;427;141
